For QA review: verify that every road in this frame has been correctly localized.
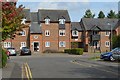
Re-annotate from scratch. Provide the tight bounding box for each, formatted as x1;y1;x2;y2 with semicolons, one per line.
2;53;120;79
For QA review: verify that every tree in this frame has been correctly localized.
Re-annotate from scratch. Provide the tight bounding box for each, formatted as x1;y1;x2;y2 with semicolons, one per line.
83;9;95;18
98;11;105;18
112;34;120;49
1;2;25;40
107;10;117;19
116;11;120;19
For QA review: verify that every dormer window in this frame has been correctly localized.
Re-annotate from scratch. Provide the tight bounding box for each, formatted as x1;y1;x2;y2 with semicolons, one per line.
72;30;78;36
59;19;65;24
45;18;50;24
21;18;27;24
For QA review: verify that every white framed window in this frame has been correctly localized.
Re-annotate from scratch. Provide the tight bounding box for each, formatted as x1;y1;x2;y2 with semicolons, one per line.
45;18;50;24
45;41;50;47
45;30;50;36
4;42;11;48
20;30;26;36
59;30;65;36
59;19;65;24
20;42;26;49
105;31;110;36
105;41;110;47
59;41;66;47
72;30;78;36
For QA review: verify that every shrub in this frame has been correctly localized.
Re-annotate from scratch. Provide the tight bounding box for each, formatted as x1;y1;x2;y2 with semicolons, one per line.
64;49;71;54
43;49;64;53
64;48;83;55
1;49;7;67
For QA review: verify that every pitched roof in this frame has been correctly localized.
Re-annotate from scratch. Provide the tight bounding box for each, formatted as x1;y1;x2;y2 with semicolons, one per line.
23;9;31;21
81;18;118;31
30;22;42;34
38;9;70;22
31;12;39;22
71;22;83;31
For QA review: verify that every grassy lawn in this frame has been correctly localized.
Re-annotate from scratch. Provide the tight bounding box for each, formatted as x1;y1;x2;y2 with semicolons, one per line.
88;56;100;60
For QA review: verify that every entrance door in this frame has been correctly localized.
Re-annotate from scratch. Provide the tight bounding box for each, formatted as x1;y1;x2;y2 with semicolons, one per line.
93;41;99;49
33;42;39;52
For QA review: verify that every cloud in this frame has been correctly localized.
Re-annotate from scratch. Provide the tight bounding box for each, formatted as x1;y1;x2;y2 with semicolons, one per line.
18;0;119;2
17;2;118;21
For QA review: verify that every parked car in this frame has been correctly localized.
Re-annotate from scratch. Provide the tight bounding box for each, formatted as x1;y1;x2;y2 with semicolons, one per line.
100;48;120;61
7;47;17;56
20;47;31;55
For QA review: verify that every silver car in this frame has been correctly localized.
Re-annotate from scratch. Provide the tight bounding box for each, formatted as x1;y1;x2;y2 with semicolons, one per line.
7;48;17;56
112;48;120;61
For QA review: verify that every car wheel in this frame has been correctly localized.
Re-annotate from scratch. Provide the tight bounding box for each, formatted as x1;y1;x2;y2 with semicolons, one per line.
110;56;115;61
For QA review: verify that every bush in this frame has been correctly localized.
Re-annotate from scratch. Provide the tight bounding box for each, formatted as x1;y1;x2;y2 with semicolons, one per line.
64;48;83;55
64;49;71;54
43;49;64;53
1;49;7;67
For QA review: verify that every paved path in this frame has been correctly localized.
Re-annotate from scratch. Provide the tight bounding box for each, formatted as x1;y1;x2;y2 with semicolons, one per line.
2;60;22;79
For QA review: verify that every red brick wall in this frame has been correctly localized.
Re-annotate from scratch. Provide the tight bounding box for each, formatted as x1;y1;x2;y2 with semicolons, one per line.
3;27;30;51
70;32;82;42
30;34;42;53
116;26;120;35
41;22;71;52
100;31;110;52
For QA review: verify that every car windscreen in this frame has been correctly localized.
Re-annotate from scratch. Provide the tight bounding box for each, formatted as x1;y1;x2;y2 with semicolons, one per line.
111;48;120;52
22;47;29;50
7;48;15;50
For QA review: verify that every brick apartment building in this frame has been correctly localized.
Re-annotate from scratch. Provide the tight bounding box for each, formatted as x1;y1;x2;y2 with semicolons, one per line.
29;9;71;53
2;9;120;53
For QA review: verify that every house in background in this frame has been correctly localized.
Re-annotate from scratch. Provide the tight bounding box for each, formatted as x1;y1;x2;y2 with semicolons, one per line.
2;8;120;53
80;18;118;52
70;22;84;49
116;20;120;35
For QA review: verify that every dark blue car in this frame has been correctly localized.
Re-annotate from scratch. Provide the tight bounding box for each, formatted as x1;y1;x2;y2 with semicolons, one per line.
100;48;120;61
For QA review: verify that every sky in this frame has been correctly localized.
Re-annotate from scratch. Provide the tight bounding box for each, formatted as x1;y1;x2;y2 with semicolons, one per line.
17;0;120;22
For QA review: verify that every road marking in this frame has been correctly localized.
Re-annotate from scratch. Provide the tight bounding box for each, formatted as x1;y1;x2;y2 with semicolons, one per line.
24;63;29;79
22;62;33;80
25;62;33;79
70;60;119;76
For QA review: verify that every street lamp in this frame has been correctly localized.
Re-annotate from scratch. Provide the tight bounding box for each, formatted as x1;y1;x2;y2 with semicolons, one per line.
107;23;112;51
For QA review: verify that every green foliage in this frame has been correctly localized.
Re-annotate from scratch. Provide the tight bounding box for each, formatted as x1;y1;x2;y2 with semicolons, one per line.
2;2;24;40
98;11;105;18
43;49;64;53
83;9;95;18
112;34;120;48
116;11;120;19
64;48;83;55
107;10;117;19
1;49;7;67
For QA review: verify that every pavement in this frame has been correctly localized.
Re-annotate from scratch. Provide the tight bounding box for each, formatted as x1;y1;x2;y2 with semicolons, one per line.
2;58;22;79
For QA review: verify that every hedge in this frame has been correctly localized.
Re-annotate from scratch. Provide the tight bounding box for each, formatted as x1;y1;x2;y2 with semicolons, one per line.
1;49;7;67
64;48;83;55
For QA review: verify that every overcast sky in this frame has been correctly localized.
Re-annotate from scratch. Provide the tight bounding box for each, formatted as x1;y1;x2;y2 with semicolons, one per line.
17;0;119;21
